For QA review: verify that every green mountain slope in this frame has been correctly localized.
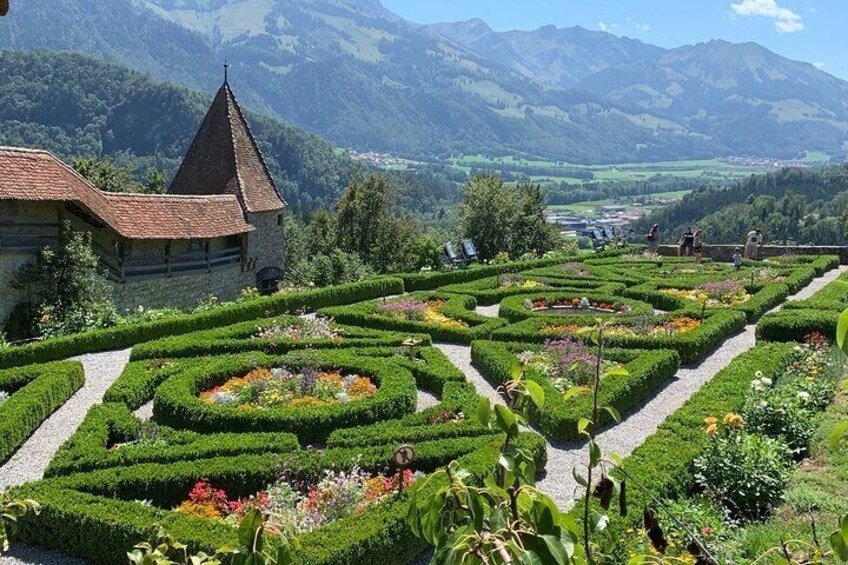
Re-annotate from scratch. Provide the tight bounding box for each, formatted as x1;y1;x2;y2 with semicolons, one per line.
0;50;353;210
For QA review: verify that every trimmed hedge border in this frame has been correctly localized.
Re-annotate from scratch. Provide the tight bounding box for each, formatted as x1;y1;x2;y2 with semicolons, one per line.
152;352;418;445
130;314;430;361
45;402;302;477
319;292;509;344
581;343;797;546
471;340;680;441
490;310;747;365
756;309;839;343
497;291;650;324
14;431;546;565
0;278;404;369
0;360;85;463
623;281;790;322
437;275;623;306
397;247;633;291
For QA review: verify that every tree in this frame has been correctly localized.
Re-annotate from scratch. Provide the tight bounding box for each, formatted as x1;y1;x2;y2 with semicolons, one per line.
12;222;115;337
458;174;558;261
72;157;167;194
335;173;395;265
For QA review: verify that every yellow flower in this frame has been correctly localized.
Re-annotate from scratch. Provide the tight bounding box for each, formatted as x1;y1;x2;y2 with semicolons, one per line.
723;412;744;427
704;416;718;425
706;423;718;436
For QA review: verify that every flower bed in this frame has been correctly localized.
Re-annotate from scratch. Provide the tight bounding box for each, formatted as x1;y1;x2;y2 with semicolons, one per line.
130;313;429;361
471;340;679;441
200;366;378;410
437;273;624;305
0;360;84;463
152;351;418;444
318;292;508;343
490;311;746;365
497;291;653;324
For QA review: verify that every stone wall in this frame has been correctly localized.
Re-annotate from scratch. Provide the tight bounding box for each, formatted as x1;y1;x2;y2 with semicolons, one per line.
110;264;254;314
657;244;848;264
246;211;285;275
0;252;35;322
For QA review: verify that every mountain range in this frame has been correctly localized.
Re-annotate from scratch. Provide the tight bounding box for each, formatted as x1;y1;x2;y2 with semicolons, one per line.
1;0;847;163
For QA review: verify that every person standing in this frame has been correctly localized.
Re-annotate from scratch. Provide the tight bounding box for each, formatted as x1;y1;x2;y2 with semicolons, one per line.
681;227;695;257
744;229;762;260
732;247;743;270
646;224;660;254
693;229;703;264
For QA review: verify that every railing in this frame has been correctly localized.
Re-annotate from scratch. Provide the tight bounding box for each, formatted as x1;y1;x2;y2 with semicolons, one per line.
0;222;59;252
94;244;243;283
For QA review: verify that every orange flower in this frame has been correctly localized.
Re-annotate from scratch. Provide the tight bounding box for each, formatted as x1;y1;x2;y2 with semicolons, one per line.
706;423;718;436
704;417;718;425
723;413;744;427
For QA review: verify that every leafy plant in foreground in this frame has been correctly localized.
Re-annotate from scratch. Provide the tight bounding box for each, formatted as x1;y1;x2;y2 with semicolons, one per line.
0;494;39;556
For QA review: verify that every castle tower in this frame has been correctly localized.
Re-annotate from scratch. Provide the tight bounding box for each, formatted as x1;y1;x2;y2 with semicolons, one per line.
168;78;286;292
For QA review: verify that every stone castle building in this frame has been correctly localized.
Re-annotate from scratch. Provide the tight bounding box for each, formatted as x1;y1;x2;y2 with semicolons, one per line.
0;80;286;321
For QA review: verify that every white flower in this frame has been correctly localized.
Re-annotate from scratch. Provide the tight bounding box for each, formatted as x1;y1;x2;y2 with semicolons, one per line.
750;379;761;390
797;391;811;401
271;368;284;378
210;391;238;405
794;346;803;353
335;392;350;403
761;377;773;387
758;400;769;408
580;297;591;308
0;390;8;407
754;371;764;379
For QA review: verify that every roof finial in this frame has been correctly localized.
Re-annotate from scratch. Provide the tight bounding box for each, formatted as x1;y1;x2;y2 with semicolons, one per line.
223;60;229;85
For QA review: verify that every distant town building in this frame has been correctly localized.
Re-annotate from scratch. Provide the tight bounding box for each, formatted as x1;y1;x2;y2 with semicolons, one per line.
0;79;286;320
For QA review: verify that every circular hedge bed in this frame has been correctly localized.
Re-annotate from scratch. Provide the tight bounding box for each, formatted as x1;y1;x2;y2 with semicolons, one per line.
153;351;417;444
498;291;654;323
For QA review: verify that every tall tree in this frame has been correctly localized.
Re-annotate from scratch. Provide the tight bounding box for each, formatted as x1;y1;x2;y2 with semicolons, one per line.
458;174;516;261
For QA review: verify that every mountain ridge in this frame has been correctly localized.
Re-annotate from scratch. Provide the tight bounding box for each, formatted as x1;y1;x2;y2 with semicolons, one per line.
0;0;846;163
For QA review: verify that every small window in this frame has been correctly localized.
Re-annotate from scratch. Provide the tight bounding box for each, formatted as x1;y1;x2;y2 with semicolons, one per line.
277;214;283;226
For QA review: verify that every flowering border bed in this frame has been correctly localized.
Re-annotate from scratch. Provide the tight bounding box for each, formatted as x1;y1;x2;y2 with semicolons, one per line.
497;291;653;324
129;314;429;361
152;351;419;444
489;310;747;365
318;292;508;343
437;274;626;305
471;340;679;441
0;360;84;463
573;342;803;555
623;280;789;322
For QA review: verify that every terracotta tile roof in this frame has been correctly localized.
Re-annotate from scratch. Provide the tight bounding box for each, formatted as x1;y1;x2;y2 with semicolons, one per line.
168;83;286;213
0;147;254;240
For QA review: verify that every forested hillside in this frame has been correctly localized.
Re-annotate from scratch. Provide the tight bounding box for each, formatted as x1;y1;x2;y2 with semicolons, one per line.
0;50;354;210
638;166;848;246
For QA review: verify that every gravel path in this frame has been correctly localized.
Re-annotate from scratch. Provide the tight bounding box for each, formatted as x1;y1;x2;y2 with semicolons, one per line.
474;304;500;318
0;348;132;488
416;388;440;412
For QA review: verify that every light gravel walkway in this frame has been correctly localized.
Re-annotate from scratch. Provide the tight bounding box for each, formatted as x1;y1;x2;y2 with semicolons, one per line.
474;304;500;318
0;348;132;488
438;266;847;509
416;388;440;412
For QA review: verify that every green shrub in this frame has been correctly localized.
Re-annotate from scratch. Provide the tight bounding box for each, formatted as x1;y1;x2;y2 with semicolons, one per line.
470;340;679;441
319;292;508;344
437;275;623;305
756;310;838;343
693;428;791;521
0;360;84;462
0;278;404;369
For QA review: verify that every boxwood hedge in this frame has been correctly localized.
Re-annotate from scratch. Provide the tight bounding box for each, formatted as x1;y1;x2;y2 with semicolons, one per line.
0;278;405;369
0;360;85;463
756;309;839;343
130;314;429;361
318;292;509;344
490;310;747;365
471;340;680;441
582;343;797;547
152;351;418;444
437;275;624;305
497;291;651;324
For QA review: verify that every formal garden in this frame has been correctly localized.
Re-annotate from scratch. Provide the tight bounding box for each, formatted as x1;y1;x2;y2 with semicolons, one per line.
1;250;848;564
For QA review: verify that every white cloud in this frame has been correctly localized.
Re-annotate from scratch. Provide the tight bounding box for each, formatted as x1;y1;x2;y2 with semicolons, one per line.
626;17;651;32
730;0;804;33
813;61;826;69
598;21;610;32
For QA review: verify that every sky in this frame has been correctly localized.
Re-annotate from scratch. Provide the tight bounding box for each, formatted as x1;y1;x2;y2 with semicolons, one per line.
381;0;848;79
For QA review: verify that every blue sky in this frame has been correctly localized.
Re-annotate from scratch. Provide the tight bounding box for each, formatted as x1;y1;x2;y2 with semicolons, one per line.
382;0;848;79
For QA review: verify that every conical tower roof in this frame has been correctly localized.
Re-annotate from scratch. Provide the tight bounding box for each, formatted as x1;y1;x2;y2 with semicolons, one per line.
168;82;284;213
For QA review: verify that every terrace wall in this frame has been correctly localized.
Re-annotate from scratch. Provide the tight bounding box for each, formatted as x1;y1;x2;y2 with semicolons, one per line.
657;244;848;264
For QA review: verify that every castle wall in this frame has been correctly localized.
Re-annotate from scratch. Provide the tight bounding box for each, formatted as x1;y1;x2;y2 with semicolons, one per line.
110;264;254;314
246;210;285;274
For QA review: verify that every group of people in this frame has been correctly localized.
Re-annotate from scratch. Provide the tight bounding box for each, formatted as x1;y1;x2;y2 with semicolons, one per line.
645;224;764;268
